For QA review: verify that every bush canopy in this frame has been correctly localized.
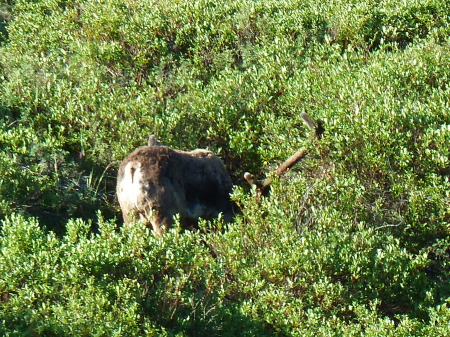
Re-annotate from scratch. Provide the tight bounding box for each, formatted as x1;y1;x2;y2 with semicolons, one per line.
0;0;449;335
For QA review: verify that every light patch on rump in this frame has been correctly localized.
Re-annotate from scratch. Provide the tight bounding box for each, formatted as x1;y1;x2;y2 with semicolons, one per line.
117;161;144;213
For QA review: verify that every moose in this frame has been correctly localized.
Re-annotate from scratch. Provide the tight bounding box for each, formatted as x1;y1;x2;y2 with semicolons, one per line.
116;136;234;235
117;113;322;235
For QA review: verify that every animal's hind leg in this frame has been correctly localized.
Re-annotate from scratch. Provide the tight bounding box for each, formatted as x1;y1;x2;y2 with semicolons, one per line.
140;210;170;236
149;216;163;236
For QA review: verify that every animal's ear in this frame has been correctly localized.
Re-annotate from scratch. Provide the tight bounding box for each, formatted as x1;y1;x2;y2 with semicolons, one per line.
148;135;163;146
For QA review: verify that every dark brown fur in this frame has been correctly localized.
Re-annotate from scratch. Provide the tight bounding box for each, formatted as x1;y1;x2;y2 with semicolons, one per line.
117;144;233;235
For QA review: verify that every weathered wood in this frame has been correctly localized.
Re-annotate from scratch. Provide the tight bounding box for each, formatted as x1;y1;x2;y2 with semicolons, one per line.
244;112;323;201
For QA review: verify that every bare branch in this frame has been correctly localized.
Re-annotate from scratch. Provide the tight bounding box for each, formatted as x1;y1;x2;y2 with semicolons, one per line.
275;148;308;176
301;112;316;131
244;172;263;189
244;112;323;201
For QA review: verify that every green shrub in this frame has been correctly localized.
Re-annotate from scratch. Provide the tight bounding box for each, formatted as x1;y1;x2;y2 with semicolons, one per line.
0;214;268;336
0;0;449;335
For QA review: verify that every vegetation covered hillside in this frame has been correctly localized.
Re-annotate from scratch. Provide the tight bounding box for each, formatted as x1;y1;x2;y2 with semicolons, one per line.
0;0;449;335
